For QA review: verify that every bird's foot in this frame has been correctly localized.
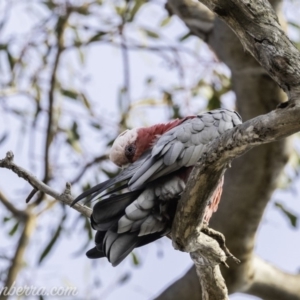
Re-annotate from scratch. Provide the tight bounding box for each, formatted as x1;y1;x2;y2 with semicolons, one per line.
200;225;241;265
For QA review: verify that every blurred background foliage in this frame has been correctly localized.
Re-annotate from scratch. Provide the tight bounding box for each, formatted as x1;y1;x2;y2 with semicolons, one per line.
0;0;300;298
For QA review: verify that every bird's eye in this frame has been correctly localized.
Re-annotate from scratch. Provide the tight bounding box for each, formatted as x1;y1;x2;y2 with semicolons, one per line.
125;144;136;161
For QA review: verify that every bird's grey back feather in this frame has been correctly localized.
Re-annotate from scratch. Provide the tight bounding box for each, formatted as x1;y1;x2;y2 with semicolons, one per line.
129;109;242;190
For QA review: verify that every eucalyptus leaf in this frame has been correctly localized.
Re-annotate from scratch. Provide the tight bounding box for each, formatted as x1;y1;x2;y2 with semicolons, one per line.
38;215;67;264
275;202;298;228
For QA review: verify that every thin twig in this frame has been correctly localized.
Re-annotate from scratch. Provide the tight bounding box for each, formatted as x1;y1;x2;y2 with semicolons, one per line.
42;10;71;185
0;151;92;218
0;191;27;221
70;154;107;185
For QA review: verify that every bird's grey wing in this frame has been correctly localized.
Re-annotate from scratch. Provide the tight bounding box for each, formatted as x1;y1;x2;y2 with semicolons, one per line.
90;176;185;266
129;109;242;190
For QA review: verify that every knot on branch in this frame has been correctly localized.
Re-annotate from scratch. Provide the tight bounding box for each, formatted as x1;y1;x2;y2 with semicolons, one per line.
61;182;72;197
6;151;14;162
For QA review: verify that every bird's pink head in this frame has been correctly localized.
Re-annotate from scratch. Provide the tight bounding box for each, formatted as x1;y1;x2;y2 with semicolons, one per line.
109;128;139;167
110;117;192;168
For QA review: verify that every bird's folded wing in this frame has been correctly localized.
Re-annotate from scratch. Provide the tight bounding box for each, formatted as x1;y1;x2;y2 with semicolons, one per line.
129;109;242;189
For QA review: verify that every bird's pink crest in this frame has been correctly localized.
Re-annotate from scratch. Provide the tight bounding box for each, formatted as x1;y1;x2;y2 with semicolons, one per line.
133;116;195;161
110;116;195;167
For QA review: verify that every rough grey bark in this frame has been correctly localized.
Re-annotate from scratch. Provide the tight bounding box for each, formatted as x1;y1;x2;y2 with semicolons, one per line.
202;0;300;101
189;233;229;300
156;0;300;299
172;105;300;250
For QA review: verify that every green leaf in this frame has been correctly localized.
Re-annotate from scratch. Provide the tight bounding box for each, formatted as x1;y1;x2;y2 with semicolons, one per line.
6;50;15;70
115;6;125;16
72;122;80;140
160;17;171;27
39;215;66;264
127;0;145;22
80;93;92;113
142;29;160;39
288;21;300;30
9;222;19;236
207;94;221;110
42;0;57;10
76;5;90;15
61;89;79;100
77;48;85;64
117;273;131;285
146;77;153;85
163;91;172;105
172;105;181;119
89;32;107;43
3;216;11;223
90;122;102;130
66;122;81;152
178;32;192;42
275;202;298;227
0;132;8;145
131;252;140;266
0;44;7;51
84;216;93;240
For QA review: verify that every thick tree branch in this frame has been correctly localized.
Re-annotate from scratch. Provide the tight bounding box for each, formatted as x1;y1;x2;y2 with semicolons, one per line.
199;0;300;101
172;104;300;250
189;233;229;300
246;256;300;300
163;104;299;300
158;0;297;299
0;151;92;218
170;105;300;299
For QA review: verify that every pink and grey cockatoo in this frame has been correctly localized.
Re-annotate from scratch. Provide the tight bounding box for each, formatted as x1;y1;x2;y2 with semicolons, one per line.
73;109;242;266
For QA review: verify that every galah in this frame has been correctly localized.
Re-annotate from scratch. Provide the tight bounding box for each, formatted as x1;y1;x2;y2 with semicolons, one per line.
73;109;242;266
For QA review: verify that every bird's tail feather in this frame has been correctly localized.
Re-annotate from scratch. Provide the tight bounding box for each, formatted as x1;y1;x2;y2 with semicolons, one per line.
71;157;147;206
92;191;142;224
86;247;105;259
87;230;164;266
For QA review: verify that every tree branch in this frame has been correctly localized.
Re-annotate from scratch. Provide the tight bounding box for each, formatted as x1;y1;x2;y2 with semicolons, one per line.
199;0;300;101
0;151;92;218
170;105;300;299
158;0;296;299
166;0;215;40
0;190;27;221
189;233;229;300
70;154;107;185
172;104;300;250
0;213;35;300
246;256;300;300
43;10;71;184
